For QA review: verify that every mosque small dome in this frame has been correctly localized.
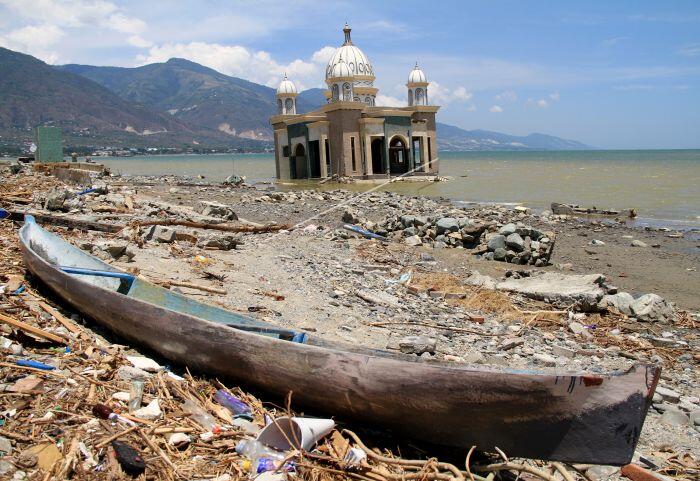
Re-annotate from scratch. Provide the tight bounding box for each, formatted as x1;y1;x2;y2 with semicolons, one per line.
276;75;297;95
408;63;427;84
325;24;374;81
328;57;353;79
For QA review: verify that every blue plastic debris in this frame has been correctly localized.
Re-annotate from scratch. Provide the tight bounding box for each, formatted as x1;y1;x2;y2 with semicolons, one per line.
15;359;56;370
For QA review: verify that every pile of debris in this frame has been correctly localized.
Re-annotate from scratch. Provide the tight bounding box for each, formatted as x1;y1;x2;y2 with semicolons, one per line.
342;209;556;266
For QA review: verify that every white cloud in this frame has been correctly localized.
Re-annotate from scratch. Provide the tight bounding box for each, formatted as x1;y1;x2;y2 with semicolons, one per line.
452;86;473;101
601;36;628;47
311;46;335;64
495;90;517;102
677;43;700;57
536;99;548;108
137;41;327;90
428;81;473;105
549;91;560;101
489;105;503;113
0;0;151;62
376;94;404;107
467;104;477;112
0;24;64;62
127;35;153;48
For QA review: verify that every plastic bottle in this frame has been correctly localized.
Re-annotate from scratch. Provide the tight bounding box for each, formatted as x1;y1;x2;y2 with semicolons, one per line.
235;439;285;462
214;390;251;416
128;379;145;414
182;399;217;431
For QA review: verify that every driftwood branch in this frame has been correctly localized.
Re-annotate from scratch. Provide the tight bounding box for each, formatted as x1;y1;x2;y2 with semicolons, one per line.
133;219;289;233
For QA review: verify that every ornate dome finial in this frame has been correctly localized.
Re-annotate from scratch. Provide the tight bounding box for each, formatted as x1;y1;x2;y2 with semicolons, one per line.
343;23;352;45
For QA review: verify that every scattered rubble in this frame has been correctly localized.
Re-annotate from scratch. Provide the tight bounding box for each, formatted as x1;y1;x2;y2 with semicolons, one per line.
0;163;698;481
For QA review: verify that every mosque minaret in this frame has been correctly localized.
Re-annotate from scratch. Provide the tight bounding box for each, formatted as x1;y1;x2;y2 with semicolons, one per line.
271;24;439;180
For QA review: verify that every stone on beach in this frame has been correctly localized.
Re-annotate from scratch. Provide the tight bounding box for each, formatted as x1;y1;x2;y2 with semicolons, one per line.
398;335;436;355
630;294;675;322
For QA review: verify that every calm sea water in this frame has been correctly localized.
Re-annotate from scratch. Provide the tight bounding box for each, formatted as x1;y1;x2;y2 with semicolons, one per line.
101;150;700;227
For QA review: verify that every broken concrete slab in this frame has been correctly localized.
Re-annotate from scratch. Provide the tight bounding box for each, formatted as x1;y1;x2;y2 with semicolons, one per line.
598;292;635;315
497;272;606;309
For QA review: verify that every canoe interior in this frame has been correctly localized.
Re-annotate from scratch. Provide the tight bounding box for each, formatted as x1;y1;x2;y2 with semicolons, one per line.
21;218;305;342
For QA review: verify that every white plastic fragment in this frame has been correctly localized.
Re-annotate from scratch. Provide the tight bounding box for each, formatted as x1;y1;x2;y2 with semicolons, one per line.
126;355;164;372
133;399;162;420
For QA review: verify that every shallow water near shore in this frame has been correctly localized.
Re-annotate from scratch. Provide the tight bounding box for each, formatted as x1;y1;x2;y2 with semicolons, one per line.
101;149;700;227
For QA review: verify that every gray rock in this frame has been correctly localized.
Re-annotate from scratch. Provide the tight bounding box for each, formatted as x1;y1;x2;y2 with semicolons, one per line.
403;226;417;236
630;294;674;322
197;234;242;251
500;338;524;351
0;436;11;456
661;407;689;426
551;344;576;358
689;411;700;426
493;247;507;261
533;353;557;366
585;465;618;481
464;271;497;290
655;386;681;403
488;235;506;251
398;336;437;355
0;460;16;478
44;189;75;211
569;321;593;338
102;243;128;259
198;201;238;220
499;223;517;236
154;226;176;243
436;217;459;233
598;292;635;315
631;239;648;247
590;239;606;246
506;233;525;252
404;235;422;246
400;215;416;227
341;209;359;224
116;365;152;381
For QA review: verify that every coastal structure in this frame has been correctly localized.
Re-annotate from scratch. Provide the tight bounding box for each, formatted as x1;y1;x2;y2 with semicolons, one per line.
270;24;440;180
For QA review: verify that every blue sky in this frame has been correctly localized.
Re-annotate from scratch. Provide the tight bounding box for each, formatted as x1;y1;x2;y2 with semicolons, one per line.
1;0;699;148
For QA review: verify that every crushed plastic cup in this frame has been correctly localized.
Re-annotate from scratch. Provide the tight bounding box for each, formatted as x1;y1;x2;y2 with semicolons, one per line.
256;416;335;451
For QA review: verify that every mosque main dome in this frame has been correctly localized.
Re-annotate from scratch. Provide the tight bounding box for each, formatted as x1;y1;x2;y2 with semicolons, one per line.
324;24;377;105
325;24;374;80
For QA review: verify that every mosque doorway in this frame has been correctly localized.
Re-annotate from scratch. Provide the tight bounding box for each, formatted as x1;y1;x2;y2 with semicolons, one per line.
291;143;307;179
371;138;385;174
308;140;321;178
389;136;408;175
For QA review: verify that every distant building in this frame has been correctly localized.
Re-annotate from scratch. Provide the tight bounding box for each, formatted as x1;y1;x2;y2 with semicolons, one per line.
34;127;63;163
270;24;439;180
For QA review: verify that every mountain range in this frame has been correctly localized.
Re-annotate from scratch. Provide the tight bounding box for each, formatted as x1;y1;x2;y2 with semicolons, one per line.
0;46;591;152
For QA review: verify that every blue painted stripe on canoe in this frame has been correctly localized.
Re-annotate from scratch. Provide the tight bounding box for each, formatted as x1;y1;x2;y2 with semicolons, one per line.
0;208;9;219
59;266;136;282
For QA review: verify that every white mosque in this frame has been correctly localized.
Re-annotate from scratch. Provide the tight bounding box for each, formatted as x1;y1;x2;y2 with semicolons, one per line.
270;24;439;180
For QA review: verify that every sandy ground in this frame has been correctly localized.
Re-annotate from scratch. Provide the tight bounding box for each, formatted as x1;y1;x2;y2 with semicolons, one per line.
148;183;700;312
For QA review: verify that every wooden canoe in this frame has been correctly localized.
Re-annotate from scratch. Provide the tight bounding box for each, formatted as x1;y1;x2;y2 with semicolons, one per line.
551;203;637;218
18;215;660;465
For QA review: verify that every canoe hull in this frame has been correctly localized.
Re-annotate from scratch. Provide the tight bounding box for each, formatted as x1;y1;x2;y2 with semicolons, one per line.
18;220;660;464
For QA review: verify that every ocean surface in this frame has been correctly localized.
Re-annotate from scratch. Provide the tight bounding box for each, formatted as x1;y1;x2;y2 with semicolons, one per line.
100;150;700;228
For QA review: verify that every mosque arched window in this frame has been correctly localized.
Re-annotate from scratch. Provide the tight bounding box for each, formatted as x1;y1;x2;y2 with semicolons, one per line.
408;90;414;106
285;98;294;113
342;83;352;101
332;84;339;101
415;88;424;105
277;99;283;114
